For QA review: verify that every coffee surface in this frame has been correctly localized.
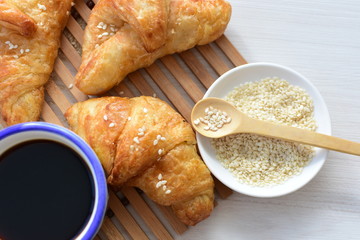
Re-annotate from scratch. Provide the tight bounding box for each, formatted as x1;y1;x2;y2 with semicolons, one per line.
0;140;94;240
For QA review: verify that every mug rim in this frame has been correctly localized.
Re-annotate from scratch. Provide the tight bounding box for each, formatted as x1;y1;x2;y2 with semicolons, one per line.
0;122;107;240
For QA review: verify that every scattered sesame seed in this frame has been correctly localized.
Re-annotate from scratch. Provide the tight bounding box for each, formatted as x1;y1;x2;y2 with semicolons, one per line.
153;139;158;145
165;190;171;194
97;34;102;39
20;49;24;54
138;132;144;136
102;32;109;36
130;145;135;151
71;2;75;6
158;149;164;155
133;137;140;144
162;185;167;191
109;123;115;128
157;135;161;140
158;173;162;180
103;115;108;121
5;41;10;44
25;49;30;53
13;55;18;59
143;108;148;113
68;83;73;89
127;117;132;121
160;137;166;141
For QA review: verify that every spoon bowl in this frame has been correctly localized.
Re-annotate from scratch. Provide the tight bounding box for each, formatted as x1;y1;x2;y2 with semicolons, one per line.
191;97;241;138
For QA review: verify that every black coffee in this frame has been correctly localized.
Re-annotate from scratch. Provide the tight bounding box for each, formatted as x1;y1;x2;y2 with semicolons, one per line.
0;140;94;240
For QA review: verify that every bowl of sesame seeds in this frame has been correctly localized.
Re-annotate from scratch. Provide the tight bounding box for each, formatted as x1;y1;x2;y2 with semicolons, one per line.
196;62;331;197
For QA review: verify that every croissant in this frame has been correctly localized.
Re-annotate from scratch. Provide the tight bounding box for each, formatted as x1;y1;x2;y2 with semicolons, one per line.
75;0;232;95
65;96;214;226
0;0;72;125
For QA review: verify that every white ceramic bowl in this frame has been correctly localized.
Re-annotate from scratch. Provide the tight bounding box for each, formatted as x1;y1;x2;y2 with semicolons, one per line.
197;62;331;198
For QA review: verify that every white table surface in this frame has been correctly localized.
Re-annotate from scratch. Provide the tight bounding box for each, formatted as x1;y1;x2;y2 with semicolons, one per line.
180;1;360;239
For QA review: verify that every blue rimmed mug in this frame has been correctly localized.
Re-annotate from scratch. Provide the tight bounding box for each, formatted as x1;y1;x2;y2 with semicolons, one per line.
0;122;107;240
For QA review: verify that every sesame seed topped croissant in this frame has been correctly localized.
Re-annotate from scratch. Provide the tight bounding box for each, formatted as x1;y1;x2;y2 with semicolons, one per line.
0;0;72;125
65;96;215;226
75;0;232;95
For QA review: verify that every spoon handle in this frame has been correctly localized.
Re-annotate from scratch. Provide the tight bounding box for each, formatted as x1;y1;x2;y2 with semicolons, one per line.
242;119;360;156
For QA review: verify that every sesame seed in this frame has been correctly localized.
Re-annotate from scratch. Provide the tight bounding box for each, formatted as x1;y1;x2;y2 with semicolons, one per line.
127;117;132;121
158;173;162;180
130;145;135;150
102;24;107;30
156;135;161;140
160;137;166;141
97;22;104;28
143;108;148;113
25;49;30;53
138;132;144;136
38;3;46;10
193;119;200;125
71;2;75;6
156;180;167;188
97;34;102;39
102;32;109;36
158;149;164;155
5;41;10;44
165;190;171;194
153;139;158;145
13;55;18;59
133;137;140;144
95;44;99;48
66;11;70;16
68;83;73;89
20;49;24;54
109;123;115;128
103;115;108;121
162;185;167;191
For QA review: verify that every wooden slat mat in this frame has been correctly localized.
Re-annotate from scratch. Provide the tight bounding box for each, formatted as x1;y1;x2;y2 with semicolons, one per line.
1;0;248;239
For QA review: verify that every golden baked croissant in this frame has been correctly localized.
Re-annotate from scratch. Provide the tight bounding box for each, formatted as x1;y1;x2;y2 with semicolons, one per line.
75;0;232;95
0;0;72;125
65;96;214;226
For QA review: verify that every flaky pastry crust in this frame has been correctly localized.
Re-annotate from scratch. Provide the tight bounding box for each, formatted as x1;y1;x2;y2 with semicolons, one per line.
65;96;214;226
0;0;72;125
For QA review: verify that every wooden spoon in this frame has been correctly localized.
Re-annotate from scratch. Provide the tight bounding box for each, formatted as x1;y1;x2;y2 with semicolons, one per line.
191;97;360;156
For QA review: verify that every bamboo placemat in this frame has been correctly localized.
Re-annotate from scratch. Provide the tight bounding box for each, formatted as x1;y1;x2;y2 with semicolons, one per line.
1;0;248;239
